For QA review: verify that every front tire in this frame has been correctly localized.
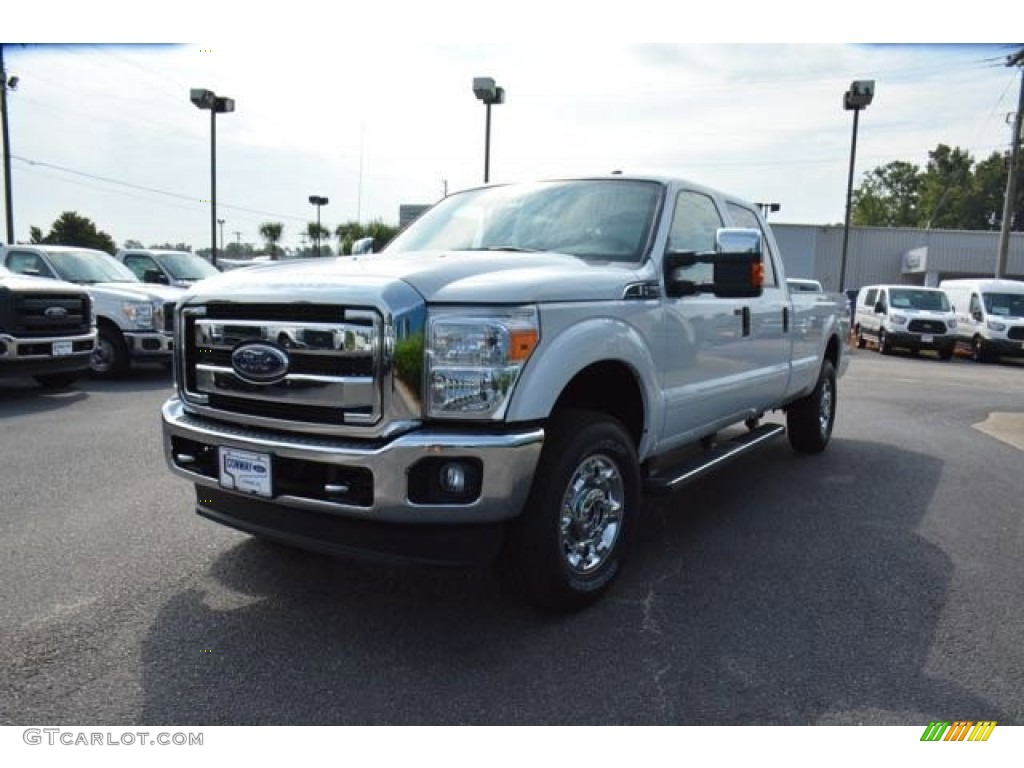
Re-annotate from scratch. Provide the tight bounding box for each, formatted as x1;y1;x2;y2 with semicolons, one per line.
510;410;640;612
91;326;129;378
787;359;837;454
971;336;990;364
878;329;892;355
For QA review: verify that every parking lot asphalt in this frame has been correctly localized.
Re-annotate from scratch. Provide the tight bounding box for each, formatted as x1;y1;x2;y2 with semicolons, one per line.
1;351;1022;725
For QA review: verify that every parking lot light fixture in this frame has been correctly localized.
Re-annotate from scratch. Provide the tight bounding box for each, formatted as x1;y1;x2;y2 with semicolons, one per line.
840;80;874;292
472;77;505;183
190;88;235;268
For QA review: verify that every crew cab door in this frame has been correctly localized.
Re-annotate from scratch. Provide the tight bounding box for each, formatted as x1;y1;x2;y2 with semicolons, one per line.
724;202;792;405
659;189;780;445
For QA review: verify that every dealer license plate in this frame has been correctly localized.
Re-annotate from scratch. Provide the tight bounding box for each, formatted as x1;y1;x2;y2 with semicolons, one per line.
52;340;73;356
219;447;272;497
921;334;934;343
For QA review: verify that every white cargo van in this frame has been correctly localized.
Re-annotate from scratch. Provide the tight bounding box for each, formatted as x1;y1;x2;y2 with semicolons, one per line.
854;284;957;359
940;278;1024;362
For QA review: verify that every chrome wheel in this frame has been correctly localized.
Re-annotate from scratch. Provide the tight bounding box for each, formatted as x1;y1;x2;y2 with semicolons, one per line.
91;335;116;374
818;374;834;437
558;453;624;574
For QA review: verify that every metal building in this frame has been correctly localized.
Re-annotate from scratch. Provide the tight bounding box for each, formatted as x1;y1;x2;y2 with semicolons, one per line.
772;223;1024;291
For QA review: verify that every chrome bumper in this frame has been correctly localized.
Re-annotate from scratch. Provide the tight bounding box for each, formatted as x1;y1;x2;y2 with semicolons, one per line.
161;397;544;524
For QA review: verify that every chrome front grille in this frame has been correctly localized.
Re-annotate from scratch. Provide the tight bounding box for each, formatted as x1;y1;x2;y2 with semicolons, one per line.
181;304;382;430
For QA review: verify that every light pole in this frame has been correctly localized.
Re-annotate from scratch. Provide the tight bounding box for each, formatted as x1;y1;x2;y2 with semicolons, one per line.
1;45;18;244
190;88;234;268
217;218;225;253
309;195;328;257
839;80;874;292
996;50;1024;278
472;77;504;183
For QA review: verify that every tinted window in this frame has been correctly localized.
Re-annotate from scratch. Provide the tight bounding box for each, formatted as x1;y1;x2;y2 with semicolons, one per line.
5;250;55;278
123;254;158;280
667;190;724;284
725;202;777;287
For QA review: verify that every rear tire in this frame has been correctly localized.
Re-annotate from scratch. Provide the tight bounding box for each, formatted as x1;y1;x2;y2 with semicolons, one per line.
787;359;837;454
509;409;640;612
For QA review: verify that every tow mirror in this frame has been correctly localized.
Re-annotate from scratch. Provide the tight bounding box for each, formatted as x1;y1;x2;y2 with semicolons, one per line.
664;228;763;299
143;268;169;285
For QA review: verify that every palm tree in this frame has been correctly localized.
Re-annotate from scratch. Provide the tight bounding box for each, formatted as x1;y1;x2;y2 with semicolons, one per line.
306;222;331;257
259;222;284;260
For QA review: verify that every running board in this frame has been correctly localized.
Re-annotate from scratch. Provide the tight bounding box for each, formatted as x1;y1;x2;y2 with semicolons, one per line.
644;423;786;495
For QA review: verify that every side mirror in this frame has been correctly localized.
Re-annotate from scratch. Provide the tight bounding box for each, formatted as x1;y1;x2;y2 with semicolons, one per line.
351;237;376;255
874;301;886;314
972;310;984;322
143;268;169;285
664;228;764;299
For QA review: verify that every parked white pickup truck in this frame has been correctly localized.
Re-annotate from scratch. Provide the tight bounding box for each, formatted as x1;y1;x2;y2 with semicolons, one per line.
161;175;849;610
0;265;96;388
1;245;186;377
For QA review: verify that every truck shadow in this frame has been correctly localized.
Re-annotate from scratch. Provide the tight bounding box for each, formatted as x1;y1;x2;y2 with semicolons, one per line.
0;366;172;414
138;437;1002;725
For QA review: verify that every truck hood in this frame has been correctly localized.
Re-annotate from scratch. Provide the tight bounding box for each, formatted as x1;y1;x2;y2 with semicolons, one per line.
0;273;87;295
84;282;187;302
185;251;643;304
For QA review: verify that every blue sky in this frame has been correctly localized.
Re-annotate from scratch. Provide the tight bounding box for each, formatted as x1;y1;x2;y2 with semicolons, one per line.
3;9;1021;252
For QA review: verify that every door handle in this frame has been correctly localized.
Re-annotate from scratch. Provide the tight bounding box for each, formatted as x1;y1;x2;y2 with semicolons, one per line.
734;306;751;337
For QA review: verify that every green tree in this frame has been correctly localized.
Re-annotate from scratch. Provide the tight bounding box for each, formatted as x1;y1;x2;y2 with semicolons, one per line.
334;220;363;255
852;143;1024;232
259;222;284;260
30;211;117;254
852;160;922;227
306;222;332;256
918;144;975;229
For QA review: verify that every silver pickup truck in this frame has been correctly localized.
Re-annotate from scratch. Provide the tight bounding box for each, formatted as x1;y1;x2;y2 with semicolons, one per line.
162;175;849;610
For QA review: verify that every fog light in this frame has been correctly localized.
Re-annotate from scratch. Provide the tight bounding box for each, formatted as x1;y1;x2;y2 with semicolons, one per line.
440;462;467;494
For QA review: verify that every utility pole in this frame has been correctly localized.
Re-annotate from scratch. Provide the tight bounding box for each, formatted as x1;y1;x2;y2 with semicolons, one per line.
1;44;16;244
996;49;1024;278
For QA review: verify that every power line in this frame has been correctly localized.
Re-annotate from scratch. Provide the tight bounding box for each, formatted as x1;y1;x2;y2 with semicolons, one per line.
11;154;309;223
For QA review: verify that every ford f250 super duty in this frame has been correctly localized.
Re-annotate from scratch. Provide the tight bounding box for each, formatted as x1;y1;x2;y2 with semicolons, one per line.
161;175;849;611
0;265;96;388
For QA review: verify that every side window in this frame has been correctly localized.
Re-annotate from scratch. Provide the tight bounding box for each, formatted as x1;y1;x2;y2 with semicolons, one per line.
667;190;724;285
5;250;54;278
863;289;877;307
725;202;777;287
123;255;157;280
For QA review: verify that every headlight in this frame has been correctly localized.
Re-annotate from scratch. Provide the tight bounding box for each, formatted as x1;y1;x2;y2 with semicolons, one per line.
889;313;908;325
426;306;540;419
987;320;1007;332
121;301;155;329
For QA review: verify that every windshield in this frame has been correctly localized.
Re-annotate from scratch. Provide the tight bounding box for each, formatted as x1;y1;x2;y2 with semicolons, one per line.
157;252;220;280
983;292;1024;317
384;179;663;263
888;288;950;312
49;250;140;283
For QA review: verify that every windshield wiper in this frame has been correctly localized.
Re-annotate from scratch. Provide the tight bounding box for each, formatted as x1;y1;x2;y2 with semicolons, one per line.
469;245;543;253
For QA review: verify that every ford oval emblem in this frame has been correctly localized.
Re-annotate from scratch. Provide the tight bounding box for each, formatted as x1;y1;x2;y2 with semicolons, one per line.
45;306;69;319
231;343;289;384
